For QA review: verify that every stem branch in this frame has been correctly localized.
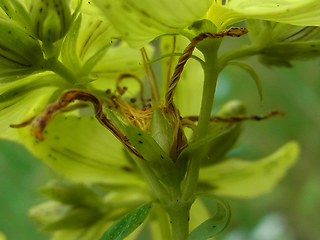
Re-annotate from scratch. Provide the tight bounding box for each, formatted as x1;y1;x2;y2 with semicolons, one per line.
44;58;77;84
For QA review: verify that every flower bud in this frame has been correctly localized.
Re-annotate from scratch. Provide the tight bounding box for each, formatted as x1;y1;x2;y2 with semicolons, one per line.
0;18;43;70
247;20;320;67
30;0;72;42
39;180;104;208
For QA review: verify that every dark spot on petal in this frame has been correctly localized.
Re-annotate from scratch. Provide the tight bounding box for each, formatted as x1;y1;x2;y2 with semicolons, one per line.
122;166;133;172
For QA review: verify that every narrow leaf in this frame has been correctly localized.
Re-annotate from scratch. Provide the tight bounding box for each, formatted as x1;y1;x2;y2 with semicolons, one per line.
100;202;152;240
188;198;231;240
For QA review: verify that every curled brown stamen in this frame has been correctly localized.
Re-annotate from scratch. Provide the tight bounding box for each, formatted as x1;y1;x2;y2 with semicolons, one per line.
165;27;248;113
116;73;146;106
11;89;143;159
185;110;284;123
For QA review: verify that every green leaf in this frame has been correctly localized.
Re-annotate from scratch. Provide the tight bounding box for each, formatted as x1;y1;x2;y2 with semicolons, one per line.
199;142;299;198
18;114;145;186
188;197;231;240
94;0;212;48
100;202;152;240
207;0;320;28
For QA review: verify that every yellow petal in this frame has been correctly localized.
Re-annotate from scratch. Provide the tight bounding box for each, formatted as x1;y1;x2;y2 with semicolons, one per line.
208;0;320;29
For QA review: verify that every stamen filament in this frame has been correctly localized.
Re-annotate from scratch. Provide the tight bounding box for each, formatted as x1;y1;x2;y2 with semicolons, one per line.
184;110;284;123
141;47;160;103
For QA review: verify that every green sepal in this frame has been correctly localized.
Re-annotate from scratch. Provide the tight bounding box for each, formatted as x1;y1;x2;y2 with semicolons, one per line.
149;108;174;154
100;202;152;240
29;0;72;42
188;197;230;240
199;142;299;198
39;180;104;208
41;9;62;43
125;125;182;185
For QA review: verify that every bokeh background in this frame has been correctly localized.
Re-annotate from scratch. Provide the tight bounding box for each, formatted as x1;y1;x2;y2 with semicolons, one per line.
1;39;319;239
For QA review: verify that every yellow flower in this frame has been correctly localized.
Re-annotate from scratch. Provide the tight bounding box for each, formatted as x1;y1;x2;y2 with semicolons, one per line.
94;0;320;47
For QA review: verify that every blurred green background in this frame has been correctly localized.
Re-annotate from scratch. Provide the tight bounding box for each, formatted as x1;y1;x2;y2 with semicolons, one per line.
0;56;319;239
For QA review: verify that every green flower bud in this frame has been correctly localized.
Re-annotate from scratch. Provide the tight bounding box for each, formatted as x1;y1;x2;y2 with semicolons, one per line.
29;201;70;226
43;207;103;231
0;18;43;71
30;0;72;42
39;180;104;208
247;20;320;67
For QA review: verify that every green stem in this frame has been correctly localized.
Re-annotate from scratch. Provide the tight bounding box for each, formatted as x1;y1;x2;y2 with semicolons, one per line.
44;58;77;84
218;44;261;69
182;39;221;200
133;156;170;204
167;200;192;240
